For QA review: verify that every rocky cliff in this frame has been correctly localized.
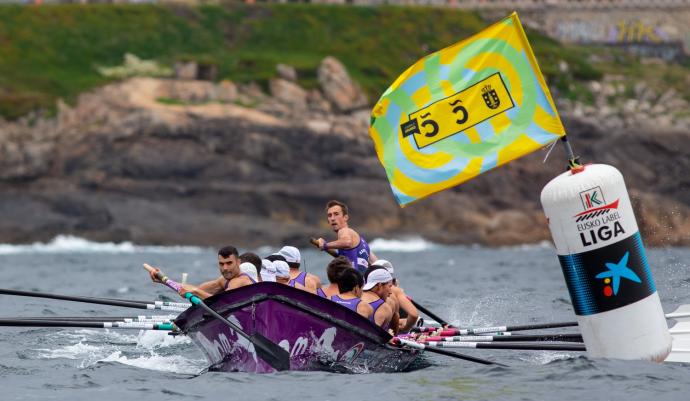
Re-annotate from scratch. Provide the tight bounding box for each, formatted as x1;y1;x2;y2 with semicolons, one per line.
1;58;688;247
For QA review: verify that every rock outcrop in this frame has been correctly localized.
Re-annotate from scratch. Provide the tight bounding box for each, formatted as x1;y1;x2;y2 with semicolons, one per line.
0;59;688;248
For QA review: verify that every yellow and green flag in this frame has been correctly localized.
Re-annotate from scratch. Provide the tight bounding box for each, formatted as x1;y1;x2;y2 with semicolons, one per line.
369;12;565;206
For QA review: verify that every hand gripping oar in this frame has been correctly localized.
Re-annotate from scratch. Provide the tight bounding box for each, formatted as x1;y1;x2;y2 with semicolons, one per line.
309;237;453;327
143;264;290;371
310;237;338;257
394;338;508;367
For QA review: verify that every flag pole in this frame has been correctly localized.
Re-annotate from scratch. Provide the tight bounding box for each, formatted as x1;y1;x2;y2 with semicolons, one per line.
560;136;581;170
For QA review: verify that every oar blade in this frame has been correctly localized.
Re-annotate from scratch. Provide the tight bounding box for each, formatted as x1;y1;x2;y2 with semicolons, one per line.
250;332;291;371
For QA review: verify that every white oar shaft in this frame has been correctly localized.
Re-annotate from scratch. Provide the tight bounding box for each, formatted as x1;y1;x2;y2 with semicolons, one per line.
145;304;188;312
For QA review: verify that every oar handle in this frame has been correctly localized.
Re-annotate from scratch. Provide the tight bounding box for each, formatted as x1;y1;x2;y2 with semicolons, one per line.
143;263;183;292
309;237;338;257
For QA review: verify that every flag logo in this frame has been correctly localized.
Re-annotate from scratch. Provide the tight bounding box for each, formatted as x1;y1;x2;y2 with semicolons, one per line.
482;85;501;109
579;187;605;211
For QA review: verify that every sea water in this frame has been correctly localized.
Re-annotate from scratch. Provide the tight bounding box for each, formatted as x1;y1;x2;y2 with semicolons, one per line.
0;236;689;401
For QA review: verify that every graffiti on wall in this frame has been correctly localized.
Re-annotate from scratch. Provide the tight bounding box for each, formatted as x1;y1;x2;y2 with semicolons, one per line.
552;18;687;60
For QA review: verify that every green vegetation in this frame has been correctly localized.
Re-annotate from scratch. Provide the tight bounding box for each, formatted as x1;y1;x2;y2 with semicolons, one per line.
0;3;688;119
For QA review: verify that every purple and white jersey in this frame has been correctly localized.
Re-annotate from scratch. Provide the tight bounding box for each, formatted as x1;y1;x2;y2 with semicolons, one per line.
336;236;371;275
330;295;361;313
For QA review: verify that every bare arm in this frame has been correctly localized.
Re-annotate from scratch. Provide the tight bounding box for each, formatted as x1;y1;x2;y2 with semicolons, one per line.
395;288;419;333
177;284;213;300
305;275;321;292
357;302;374;320
389;310;400;335
227;276;253;290
369;250;378;263
197;277;225;294
318;228;357;250
374;303;393;329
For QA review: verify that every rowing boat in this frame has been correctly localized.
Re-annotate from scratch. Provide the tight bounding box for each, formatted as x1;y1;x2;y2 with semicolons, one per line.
173;282;422;373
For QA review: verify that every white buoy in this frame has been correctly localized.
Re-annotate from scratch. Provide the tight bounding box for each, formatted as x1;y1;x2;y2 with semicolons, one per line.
181;273;188;285
541;163;671;361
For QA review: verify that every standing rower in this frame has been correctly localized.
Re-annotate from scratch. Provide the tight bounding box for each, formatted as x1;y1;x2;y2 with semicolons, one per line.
316;200;377;275
330;269;373;319
361;268;395;332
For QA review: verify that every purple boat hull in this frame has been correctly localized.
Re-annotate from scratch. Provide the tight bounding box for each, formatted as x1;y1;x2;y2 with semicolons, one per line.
174;282;421;373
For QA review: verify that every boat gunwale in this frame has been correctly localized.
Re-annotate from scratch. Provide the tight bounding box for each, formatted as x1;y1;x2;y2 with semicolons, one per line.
175;283;394;346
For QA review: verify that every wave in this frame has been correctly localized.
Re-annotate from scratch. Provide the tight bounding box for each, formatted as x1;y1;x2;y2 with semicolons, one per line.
0;235;206;254
369;236;438;252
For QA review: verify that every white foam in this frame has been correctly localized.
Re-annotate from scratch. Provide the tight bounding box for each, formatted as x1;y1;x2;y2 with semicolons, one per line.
136;330;192;349
369;237;437;252
36;341;105;360
100;351;205;374
0;235;205;254
499;240;554;251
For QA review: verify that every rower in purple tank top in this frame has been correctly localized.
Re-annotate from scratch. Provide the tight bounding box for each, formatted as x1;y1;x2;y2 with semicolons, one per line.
330;294;361;311
316;200;378;275
362;268;395;332
278;246;321;293
328;269;372;319
335;237;371;275
288;271;307;288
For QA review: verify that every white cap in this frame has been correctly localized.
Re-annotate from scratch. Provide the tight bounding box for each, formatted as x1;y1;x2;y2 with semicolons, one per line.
372;259;394;275
239;262;258;282
363;268;393;291
273;260;291;279
278;246;301;265
260;259;277;282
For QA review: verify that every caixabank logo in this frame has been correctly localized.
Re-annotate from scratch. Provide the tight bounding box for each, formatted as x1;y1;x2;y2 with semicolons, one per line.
573;187;624;247
557;233;656;316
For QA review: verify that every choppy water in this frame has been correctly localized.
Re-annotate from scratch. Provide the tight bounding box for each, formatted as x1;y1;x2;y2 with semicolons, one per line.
1;236;689;401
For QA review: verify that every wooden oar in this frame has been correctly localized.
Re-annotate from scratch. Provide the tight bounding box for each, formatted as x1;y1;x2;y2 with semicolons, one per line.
0;288;188;312
143;264;290;371
394;338;507;366
424;341;586;351
0;318;175;330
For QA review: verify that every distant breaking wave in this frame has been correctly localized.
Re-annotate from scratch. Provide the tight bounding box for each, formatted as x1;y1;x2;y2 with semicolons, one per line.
369;236;437;252
0;235;205;254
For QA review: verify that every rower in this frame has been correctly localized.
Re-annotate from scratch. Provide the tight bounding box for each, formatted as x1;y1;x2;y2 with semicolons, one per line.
239;262;259;283
329;269;373;319
273;260;292;285
361;268;395;332
316;256;350;298
279;246;321;292
240;252;262;282
260;259;277;282
267;254;310;291
371;259;418;333
147;245;253;299
316;200;378;275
